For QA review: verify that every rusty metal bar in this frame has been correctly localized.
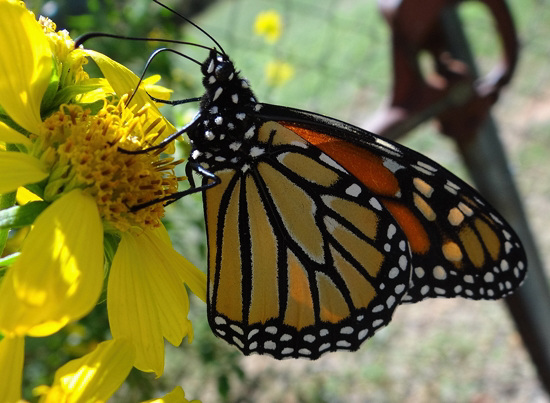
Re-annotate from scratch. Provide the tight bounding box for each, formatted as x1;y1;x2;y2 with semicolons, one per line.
440;7;550;392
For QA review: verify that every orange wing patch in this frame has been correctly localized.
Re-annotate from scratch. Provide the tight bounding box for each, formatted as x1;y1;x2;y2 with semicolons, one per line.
282;123;400;197
284;251;315;330
316;272;350;323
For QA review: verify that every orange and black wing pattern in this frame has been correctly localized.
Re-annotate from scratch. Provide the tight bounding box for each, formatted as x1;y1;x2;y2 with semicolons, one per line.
186;50;526;360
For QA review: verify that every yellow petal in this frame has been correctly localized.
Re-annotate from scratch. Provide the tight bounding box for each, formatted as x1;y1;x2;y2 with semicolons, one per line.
76;49;176;135
108;229;197;376
37;338;135;403
0;336;24;403
0;189;104;337
0;1;52;134
0;121;32;147
142;74;173;104
150;224;207;302
142;386;201;403
16;186;43;204
0;151;48;194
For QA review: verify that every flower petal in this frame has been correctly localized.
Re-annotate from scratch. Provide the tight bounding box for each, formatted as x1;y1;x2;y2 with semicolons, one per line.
0;189;104;337
0;121;32;147
153;225;207;302
0;336;24;403
37;338;135;403
142;386;201;403
0;1;52;134
76;49;176;135
108;229;197;376
0;151;48;194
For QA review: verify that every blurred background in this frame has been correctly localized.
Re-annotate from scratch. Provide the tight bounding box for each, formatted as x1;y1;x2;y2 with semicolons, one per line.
23;0;550;401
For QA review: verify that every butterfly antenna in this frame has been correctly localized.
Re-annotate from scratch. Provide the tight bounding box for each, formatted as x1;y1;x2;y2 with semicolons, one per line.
152;0;226;54
126;46;202;105
74;32;213;52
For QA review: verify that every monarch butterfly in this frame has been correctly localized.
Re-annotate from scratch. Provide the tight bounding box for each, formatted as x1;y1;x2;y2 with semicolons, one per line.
100;3;527;360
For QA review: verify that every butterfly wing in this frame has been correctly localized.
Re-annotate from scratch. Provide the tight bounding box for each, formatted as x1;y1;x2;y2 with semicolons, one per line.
257;104;527;303
203;119;414;359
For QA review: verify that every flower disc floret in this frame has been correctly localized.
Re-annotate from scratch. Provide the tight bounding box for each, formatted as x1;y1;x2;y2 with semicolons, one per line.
34;97;182;231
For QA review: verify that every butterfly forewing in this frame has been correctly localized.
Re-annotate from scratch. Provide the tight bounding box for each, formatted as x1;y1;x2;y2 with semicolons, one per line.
270;111;527;303
204;121;412;359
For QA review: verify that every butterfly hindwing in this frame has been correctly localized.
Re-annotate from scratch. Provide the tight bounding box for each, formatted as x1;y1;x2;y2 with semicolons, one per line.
204;121;413;359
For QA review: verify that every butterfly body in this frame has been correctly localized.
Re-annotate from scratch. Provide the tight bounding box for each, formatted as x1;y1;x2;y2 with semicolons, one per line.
184;49;526;359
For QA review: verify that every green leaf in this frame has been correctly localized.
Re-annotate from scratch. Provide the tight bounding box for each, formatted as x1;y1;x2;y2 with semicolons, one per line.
0;191;16;256
0;252;20;268
0;201;49;230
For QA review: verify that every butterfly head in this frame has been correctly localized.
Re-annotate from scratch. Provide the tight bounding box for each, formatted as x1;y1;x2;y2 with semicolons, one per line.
200;49;256;110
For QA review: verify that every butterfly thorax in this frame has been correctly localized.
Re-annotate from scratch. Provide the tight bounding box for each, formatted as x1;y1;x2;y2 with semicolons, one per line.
188;49;263;172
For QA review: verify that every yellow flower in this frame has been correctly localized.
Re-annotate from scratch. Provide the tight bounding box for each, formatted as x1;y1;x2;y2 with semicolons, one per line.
0;0;206;390
254;10;283;44
34;338;135;402
266;60;295;87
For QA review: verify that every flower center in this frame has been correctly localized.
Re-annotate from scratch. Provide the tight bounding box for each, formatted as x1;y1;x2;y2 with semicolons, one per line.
33;97;183;231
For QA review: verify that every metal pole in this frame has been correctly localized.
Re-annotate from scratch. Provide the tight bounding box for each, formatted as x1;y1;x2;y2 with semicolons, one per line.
441;6;550;392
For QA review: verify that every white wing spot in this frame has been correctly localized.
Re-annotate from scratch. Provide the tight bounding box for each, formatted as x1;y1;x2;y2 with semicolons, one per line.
264;341;276;350
376;137;400;152
458;202;474;216
369;197;383;211
394;284;406;294
340;326;354;335
249;146;265;157
387;224;397;239
233;336;244;348
319;153;347;172
433;265;447;280
265;326;277;334
415;267;425;278
417;160;438;172
281;347;294;355
345;183;362;197
399;255;408;270
388;267;400;279
303;334;316;343
383;157;404;173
